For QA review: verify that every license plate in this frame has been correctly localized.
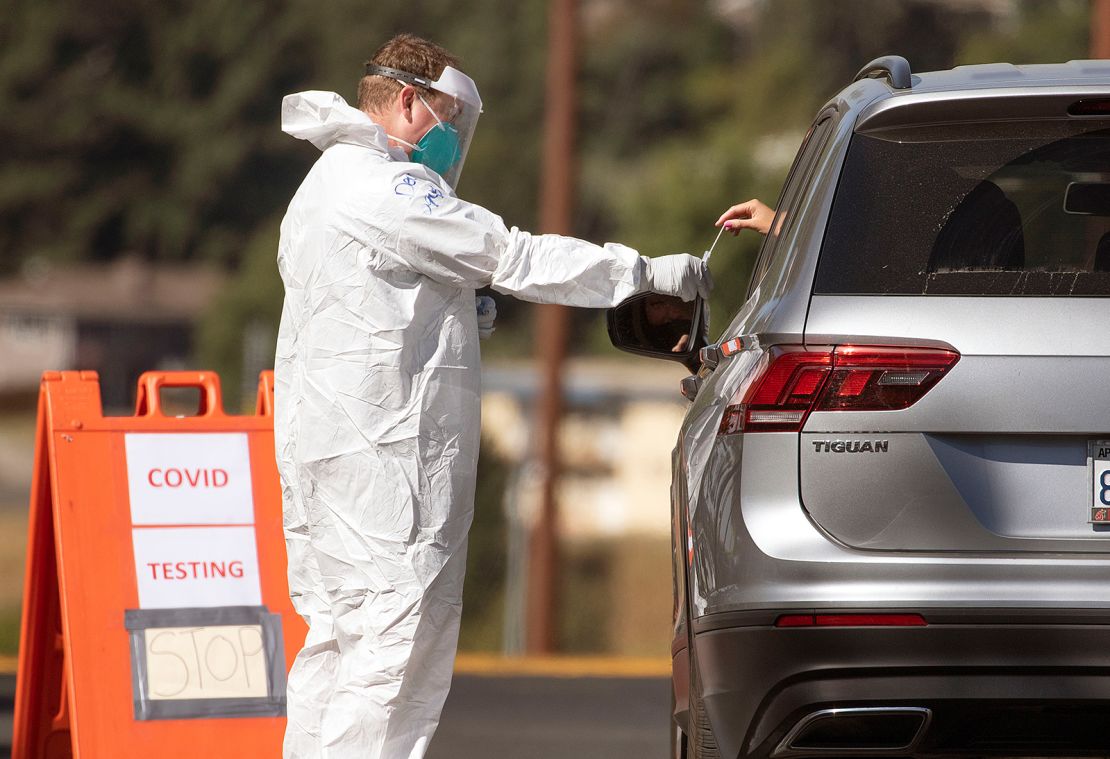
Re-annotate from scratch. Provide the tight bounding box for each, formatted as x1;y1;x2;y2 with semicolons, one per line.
1090;440;1110;524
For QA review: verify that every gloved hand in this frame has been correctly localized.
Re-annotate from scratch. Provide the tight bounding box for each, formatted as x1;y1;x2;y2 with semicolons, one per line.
476;295;497;340
643;254;713;302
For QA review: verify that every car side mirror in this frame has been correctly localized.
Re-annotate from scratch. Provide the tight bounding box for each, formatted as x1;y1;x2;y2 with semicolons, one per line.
606;292;709;373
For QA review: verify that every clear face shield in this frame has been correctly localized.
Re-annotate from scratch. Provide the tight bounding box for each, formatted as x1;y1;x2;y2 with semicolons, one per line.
366;64;483;189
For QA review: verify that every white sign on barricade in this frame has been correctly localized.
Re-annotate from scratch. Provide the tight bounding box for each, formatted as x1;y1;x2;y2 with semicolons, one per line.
131;526;262;609
125;433;255;525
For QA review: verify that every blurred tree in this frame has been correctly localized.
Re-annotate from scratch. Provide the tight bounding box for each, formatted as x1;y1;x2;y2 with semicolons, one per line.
191;0;551;374
575;0;1089;349
420;0;550;358
0;0;438;274
3;0;297;270
457;436;511;650
1;0;1094;358
958;0;1089;64
571;0;762;348
195;218;283;410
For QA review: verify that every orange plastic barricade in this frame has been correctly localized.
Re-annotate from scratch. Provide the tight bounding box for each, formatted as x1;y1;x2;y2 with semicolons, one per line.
13;370;305;758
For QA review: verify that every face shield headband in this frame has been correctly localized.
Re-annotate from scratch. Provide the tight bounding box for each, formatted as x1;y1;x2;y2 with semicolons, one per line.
366;63;483;189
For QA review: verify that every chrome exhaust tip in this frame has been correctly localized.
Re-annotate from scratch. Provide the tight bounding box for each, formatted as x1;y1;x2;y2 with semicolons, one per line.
772;707;932;757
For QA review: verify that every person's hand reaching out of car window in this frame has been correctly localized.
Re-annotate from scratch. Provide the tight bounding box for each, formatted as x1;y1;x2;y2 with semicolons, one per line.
716;199;775;236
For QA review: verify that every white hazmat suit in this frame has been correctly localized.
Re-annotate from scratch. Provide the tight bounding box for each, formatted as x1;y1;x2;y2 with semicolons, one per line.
274;90;707;758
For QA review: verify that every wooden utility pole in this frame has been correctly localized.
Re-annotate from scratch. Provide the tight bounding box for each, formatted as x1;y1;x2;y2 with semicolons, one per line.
526;0;577;655
1093;0;1110;58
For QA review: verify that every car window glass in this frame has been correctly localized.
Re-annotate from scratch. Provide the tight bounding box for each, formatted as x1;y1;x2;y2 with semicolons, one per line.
746;112;835;299
815;120;1110;296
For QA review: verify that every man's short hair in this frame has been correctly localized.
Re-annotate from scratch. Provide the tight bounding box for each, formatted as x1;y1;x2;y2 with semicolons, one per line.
358;34;461;115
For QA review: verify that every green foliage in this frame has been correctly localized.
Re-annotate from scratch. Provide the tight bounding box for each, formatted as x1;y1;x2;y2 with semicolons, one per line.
602;121;780;323
2;0;1097;361
577;0;1092;344
958;0;1089;65
0;606;19;657
458;437;511;650
195;219;283;410
1;0;315;270
435;1;549;232
557;540;613;653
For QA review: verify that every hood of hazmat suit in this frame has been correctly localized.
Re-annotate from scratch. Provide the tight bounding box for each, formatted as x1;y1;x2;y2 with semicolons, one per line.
274;90;706;759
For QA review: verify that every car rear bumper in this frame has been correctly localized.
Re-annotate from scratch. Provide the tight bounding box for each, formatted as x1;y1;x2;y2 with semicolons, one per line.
693;609;1110;758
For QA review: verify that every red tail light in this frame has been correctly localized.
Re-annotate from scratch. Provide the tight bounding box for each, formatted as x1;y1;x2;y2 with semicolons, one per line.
1068;98;1110;116
719;345;959;435
775;613;928;628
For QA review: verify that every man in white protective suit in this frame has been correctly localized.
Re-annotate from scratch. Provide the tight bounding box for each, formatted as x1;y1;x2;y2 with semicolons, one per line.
274;34;711;759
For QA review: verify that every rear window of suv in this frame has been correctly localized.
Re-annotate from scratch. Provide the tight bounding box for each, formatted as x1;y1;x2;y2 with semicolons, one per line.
815;119;1110;296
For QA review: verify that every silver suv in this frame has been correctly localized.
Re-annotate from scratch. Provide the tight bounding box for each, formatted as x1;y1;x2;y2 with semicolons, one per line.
610;56;1110;758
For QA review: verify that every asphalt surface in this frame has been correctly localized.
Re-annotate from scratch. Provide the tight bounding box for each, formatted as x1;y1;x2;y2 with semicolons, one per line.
1;676;10;759
430;674;670;759
0;673;670;758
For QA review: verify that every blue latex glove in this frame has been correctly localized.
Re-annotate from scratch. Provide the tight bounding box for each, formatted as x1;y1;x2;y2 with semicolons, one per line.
476;295;497;340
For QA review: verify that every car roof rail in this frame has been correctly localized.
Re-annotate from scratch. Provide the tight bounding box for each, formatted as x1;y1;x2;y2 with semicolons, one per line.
853;55;912;90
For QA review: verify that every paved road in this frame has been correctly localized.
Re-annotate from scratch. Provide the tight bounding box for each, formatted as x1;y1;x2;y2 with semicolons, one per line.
1;676;10;759
0;673;669;758
431;674;670;759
